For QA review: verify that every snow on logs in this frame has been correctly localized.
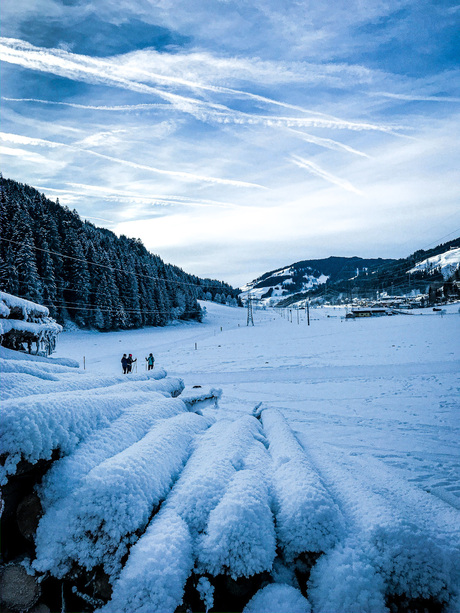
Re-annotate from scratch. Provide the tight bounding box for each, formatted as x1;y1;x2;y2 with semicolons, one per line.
38;397;188;510
1;388;175;484
305;449;460;611
97;509;194;613
259;408;344;561
243;583;311;613
99;416;276;613
197;467;276;579
34;411;212;578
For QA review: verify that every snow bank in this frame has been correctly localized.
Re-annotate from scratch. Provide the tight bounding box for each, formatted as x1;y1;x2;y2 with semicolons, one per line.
0;390;160;484
197;468;276;579
260;408;343;560
38;396;188;509
34;411;211;577
166;416;268;538
243;583;311;613
98;509;193;613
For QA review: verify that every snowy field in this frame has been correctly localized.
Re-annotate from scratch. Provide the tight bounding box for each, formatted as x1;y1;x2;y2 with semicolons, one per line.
2;301;460;612
54;301;460;510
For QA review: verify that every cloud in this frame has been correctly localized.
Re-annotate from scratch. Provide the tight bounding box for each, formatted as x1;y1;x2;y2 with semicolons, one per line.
288;128;370;157
291;155;364;195
0;38;407;136
0;131;266;189
372;92;460;103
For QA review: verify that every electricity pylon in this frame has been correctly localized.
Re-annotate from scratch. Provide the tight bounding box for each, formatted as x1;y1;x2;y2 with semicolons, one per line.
247;294;254;326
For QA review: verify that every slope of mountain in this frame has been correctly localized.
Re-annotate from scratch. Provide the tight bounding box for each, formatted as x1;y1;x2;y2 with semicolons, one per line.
241;256;396;305
242;240;460;306
0;176;240;331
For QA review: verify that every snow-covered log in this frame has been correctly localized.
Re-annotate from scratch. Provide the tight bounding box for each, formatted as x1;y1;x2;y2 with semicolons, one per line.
34;411;212;578
197;468;276;579
180;386;222;411
307;538;388;613
260;408;344;561
166;415;268;538
0;370;178;401
38;396;187;509
304;448;460;608
97;509;193;613
243;583;311;613
0;390;166;484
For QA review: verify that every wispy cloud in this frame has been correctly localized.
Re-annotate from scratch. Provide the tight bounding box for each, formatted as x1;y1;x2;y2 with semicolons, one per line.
291;154;363;195
0;38;406;136
0;131;267;189
38;182;243;209
2;97;170;111
372;92;460;103
288;128;370;157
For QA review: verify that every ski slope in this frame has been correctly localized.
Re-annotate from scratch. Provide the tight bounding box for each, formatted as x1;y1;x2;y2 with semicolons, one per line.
2;301;459;612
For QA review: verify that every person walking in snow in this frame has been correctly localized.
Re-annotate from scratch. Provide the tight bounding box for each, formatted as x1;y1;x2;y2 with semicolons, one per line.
145;353;155;371
127;353;137;373
121;354;128;374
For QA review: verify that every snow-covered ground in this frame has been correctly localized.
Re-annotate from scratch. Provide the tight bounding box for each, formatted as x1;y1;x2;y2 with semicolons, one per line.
53;301;460;511
2;301;460;612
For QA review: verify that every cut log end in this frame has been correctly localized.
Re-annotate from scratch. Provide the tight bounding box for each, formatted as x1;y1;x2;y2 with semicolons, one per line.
0;564;41;612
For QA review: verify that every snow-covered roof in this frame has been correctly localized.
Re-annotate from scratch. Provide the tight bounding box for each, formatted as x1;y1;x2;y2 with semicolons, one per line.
0;319;62;337
0;291;50;319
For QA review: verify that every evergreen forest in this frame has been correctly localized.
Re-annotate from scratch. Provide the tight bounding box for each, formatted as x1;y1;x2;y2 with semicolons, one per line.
0;176;241;330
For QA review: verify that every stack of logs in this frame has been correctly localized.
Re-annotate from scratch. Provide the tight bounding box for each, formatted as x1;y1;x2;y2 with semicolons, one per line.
0;454;112;613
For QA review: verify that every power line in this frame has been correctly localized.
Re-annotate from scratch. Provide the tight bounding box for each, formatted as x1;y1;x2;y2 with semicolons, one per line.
1;237;237;293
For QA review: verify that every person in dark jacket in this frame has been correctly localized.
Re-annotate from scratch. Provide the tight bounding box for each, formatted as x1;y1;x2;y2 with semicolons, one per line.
127;353;137;373
146;353;155;370
121;354;128;374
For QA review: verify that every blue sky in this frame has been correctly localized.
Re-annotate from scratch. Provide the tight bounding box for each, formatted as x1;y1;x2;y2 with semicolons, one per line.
1;0;459;286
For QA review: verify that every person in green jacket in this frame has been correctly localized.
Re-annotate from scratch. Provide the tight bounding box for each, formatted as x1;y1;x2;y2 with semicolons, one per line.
146;352;155;371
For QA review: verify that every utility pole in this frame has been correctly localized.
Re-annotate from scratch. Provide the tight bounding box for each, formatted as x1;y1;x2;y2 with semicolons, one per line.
307;301;310;326
247;294;254;326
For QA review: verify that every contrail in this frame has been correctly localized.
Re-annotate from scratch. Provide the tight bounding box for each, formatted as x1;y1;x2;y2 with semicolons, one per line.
0;131;267;189
372;91;460;103
288;128;370;157
291;155;363;195
0;38;407;136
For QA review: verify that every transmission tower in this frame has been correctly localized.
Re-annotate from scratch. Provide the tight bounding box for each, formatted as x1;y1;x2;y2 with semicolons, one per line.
247;293;254;326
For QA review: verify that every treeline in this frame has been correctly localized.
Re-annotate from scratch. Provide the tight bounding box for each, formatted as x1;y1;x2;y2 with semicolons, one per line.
0;176;241;330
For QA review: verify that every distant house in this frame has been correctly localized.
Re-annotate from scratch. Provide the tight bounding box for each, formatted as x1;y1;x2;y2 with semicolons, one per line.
0;291;62;355
346;307;389;318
